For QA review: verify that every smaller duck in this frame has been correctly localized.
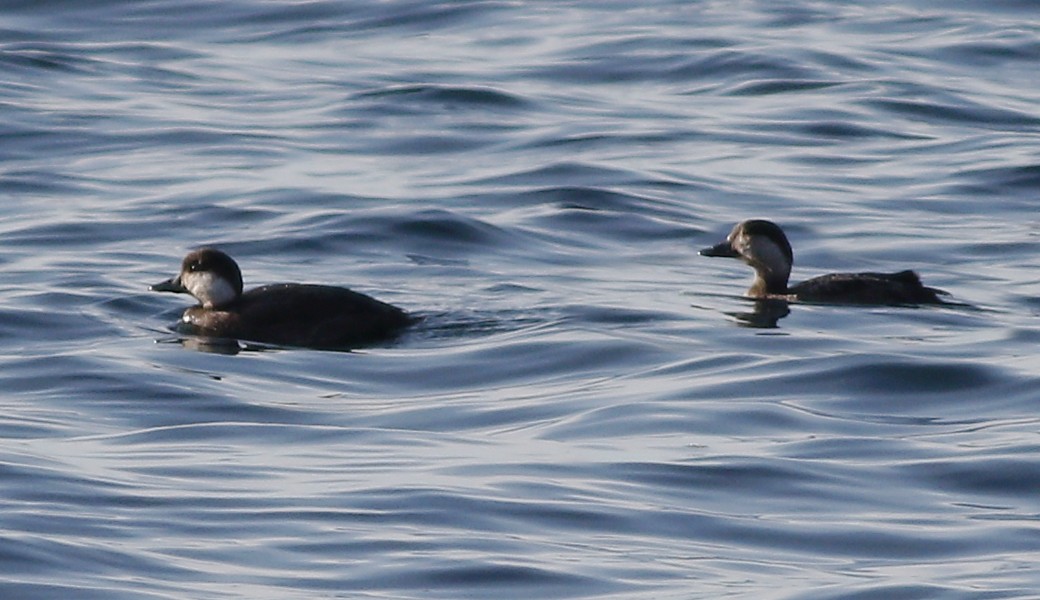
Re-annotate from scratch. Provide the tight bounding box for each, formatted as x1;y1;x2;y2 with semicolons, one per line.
151;248;413;349
700;219;946;304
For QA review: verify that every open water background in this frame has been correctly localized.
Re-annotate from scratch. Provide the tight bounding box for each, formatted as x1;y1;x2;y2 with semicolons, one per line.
2;1;1040;598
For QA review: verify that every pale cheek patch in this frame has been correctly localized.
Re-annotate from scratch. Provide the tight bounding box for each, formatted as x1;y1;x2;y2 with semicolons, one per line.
731;233;750;256
184;272;238;308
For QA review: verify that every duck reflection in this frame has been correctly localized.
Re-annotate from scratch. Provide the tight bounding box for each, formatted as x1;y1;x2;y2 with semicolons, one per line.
727;298;791;328
178;336;246;355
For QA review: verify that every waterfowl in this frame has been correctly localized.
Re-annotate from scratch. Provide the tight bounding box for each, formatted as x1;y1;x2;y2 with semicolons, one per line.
700;220;946;304
151;248;413;348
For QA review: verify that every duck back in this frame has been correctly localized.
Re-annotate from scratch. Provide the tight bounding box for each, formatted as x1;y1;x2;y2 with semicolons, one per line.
790;270;946;305
185;284;413;348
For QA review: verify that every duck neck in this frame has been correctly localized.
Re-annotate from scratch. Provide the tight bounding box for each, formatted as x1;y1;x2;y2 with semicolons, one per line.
748;268;790;297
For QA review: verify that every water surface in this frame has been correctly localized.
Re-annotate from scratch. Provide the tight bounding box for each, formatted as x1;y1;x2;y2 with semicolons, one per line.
2;1;1040;598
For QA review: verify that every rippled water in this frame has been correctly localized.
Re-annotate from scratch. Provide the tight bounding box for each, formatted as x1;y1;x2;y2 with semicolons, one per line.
2;1;1040;598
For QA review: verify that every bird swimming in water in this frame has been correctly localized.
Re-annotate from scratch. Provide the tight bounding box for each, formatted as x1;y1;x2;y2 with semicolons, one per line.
700;219;947;305
151;248;413;349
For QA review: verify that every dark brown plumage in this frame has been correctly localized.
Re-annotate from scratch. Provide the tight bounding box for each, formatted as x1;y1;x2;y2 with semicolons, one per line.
152;248;413;349
701;220;947;305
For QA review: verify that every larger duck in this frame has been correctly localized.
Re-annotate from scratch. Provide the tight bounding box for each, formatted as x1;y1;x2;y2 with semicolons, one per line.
151;248;413;348
700;219;946;304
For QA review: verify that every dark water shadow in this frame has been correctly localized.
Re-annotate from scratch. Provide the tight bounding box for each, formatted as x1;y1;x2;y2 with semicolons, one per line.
694;290;989;331
149;307;550;355
730;298;791;329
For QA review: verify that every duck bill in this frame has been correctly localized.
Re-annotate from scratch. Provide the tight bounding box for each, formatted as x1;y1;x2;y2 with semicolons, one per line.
150;276;188;294
699;241;740;258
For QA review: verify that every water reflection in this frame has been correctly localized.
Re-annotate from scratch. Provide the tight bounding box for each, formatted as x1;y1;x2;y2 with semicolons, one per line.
728;298;791;328
166;335;246;355
158;334;285;355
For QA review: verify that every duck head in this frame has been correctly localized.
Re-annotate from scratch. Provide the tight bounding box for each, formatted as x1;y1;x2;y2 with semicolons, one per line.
700;219;793;297
151;248;244;309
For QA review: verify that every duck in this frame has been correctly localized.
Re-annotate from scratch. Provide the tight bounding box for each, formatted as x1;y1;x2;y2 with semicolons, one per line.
699;219;947;304
151;248;413;349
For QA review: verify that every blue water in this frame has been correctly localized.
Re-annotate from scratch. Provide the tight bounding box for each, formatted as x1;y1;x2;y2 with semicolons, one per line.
2;1;1039;598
